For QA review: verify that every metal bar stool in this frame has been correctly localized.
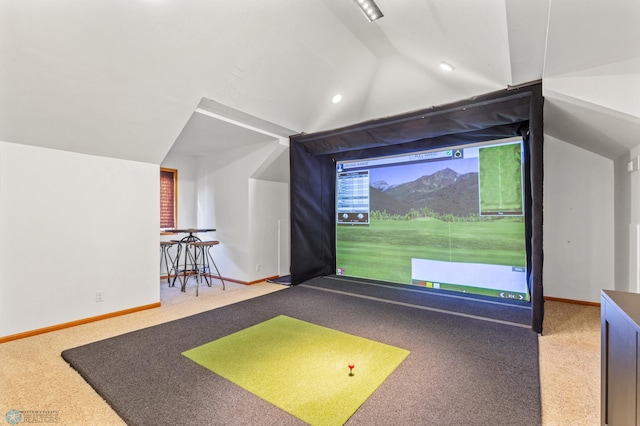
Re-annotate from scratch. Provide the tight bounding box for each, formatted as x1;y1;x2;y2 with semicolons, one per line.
187;240;225;296
160;241;178;285
171;240;186;289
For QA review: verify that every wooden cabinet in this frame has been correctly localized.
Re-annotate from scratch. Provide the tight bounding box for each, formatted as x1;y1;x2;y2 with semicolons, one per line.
601;290;640;425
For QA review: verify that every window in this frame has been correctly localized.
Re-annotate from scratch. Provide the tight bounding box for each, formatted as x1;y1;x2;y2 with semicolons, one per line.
160;168;177;229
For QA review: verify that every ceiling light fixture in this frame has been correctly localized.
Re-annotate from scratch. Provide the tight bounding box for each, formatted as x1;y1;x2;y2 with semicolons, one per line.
439;62;455;72
331;94;343;104
353;0;384;22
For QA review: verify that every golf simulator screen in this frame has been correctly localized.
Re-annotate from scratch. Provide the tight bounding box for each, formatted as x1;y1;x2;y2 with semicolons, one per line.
335;137;529;301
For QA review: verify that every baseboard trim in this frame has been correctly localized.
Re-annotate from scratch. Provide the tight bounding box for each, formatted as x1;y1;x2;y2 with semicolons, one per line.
0;302;161;344
544;296;600;307
161;274;278;286
209;274;279;285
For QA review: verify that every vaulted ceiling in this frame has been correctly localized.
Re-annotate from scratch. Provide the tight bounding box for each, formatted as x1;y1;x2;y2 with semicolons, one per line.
1;0;638;163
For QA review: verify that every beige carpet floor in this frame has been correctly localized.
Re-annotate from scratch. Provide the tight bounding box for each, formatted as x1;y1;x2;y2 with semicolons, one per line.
0;280;600;425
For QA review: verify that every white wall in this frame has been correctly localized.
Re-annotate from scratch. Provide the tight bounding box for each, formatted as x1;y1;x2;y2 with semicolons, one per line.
249;179;290;280
543;136;615;302
196;141;290;283
614;144;640;294
0;141;159;338
614;153;631;293
196;145;251;280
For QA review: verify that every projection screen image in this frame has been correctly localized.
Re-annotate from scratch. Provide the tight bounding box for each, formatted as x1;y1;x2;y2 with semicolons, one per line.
335;137;529;301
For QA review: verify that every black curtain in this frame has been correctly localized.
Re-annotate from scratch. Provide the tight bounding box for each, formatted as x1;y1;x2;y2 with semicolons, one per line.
528;84;544;333
290;83;544;333
289;150;336;282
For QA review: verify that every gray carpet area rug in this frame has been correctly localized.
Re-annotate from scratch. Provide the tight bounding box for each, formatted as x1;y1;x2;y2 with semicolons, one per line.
62;278;541;425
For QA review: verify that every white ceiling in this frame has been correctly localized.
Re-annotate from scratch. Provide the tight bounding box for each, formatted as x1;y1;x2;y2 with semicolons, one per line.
1;0;638;163
170;112;275;157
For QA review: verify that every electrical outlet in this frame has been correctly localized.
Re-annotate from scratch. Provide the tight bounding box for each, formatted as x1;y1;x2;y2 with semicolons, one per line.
96;291;104;302
256;264;261;272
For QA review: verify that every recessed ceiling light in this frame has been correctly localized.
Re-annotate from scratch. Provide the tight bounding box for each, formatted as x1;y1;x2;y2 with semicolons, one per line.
331;94;343;104
439;62;455;72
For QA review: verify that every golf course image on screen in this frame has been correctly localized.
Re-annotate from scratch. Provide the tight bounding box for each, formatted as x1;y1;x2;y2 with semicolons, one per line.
479;143;523;215
335;137;529;301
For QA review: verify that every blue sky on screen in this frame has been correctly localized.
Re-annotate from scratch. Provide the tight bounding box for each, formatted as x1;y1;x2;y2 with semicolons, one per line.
370;157;478;187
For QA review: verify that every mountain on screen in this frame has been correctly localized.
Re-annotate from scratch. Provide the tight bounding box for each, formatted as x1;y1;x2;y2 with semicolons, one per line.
370;180;394;192
370;168;479;217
